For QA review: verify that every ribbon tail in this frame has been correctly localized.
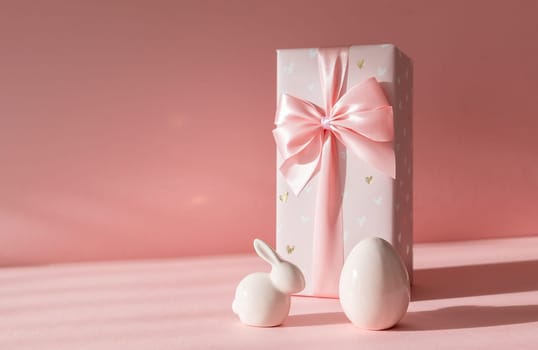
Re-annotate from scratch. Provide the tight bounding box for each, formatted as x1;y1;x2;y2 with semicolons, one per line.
311;132;344;297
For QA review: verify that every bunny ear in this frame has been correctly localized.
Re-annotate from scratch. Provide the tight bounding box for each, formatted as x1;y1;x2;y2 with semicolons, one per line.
253;239;281;266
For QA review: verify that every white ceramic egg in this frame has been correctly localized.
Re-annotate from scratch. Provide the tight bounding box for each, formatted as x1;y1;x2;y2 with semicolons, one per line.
339;236;410;330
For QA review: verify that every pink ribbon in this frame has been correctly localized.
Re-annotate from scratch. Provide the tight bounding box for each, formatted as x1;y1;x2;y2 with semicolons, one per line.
273;47;395;297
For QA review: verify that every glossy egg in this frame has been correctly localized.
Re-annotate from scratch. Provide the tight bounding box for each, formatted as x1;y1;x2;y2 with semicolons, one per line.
339;237;410;330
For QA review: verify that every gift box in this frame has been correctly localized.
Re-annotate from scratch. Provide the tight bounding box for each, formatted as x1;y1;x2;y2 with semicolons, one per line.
273;44;413;297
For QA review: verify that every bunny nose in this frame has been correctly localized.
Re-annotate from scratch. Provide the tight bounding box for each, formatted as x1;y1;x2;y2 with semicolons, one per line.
321;116;331;130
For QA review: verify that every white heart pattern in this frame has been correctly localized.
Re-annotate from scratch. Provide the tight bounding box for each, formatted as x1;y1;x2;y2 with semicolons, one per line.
374;196;383;206
284;62;295;74
356;216;366;227
377;67;387;77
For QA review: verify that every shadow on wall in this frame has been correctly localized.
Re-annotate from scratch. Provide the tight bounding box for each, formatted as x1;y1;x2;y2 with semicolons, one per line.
412;260;538;301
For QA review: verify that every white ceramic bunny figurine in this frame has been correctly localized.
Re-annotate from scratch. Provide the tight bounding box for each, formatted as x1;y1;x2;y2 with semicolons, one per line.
232;239;305;327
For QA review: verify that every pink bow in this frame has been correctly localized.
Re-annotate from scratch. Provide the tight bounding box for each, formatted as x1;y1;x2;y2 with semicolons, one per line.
273;47;395;297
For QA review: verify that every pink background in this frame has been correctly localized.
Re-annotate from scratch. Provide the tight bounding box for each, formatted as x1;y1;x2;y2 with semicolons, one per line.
1;0;537;265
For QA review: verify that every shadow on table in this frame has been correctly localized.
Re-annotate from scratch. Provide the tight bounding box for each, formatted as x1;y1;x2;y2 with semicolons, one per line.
285;312;349;327
412;260;538;301
286;305;538;330
395;304;538;331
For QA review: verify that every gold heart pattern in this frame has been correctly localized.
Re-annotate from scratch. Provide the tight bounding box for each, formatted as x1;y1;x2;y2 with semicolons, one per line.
356;58;366;69
286;245;295;254
365;176;373;184
279;191;288;202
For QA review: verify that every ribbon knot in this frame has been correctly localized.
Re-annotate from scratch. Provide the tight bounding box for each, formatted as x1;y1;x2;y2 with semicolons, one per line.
320;116;332;130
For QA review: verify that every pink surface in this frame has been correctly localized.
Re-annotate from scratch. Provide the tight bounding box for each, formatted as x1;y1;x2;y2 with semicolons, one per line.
1;236;537;349
1;1;538;264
